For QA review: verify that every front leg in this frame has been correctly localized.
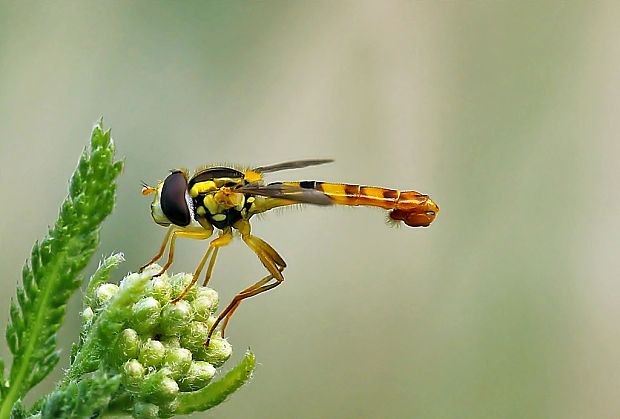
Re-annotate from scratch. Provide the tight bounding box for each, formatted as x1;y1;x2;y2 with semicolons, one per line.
139;226;174;272
171;229;233;304
154;229;213;277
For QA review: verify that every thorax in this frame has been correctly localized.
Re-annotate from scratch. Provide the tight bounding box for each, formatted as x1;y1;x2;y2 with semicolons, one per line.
188;167;250;229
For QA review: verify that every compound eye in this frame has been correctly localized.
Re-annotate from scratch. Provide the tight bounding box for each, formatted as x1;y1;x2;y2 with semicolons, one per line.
161;171;191;226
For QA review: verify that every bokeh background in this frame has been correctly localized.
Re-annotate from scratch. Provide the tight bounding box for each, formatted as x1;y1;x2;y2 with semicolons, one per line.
0;1;618;418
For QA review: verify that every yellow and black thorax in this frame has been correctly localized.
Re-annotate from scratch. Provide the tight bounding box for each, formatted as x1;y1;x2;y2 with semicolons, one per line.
188;167;253;229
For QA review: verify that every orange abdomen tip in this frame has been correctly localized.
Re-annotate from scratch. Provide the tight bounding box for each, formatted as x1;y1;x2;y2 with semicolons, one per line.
389;196;439;227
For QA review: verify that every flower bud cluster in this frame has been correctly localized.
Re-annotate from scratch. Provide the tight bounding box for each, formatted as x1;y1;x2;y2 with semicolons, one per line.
86;267;232;418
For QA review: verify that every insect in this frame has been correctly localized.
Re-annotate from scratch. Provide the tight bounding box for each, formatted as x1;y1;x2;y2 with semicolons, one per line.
140;159;438;346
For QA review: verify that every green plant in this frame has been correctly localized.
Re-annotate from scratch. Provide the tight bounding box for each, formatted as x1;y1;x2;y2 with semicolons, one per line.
0;121;255;418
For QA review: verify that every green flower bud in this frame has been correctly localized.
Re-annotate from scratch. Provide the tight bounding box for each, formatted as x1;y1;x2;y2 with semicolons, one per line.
131;297;160;335
158;398;180;418
161;336;181;349
195;287;219;310
132;401;159;419
140;370;179;404
204;315;219;332
178;360;216;391
119;272;141;290
95;283;119;306
145;276;172;305
170;273;198;301
123;359;146;391
68;253;245;416
139;339;166;368
179;321;209;352
160;300;192;335
111;329;141;365
193;336;232;367
191;294;218;322
163;347;192;380
81;306;94;324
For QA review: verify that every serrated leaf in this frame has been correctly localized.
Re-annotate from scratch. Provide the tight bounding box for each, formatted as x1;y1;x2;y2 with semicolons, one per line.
0;357;6;399
0;121;123;418
175;351;256;415
83;253;125;311
38;373;121;419
64;269;152;384
72;252;126;365
8;399;26;419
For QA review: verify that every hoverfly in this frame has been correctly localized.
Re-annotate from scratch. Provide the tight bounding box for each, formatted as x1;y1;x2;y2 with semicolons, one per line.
141;159;438;346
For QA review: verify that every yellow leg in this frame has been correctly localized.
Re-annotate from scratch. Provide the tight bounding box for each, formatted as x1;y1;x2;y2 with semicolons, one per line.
205;220;286;346
170;230;233;304
202;246;219;287
221;274;275;333
139;227;174;272
206;273;282;346
234;220;286;278
243;235;286;280
219;269;287;336
154;230;212;277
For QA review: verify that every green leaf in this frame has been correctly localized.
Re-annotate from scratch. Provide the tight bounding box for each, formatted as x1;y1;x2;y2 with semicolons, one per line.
175;351;256;415
0;357;6;399
83;253;125;311
63;269;155;385
38;372;121;419
73;253;125;359
8;400;26;419
0;121;123;417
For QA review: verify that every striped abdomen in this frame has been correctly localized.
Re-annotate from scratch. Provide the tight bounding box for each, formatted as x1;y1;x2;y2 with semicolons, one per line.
288;181;439;227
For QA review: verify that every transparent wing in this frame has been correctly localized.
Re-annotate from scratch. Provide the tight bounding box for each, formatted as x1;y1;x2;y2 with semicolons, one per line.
237;183;333;206
253;159;334;173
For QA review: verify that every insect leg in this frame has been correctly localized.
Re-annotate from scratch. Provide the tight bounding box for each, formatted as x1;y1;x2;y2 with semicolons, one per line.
170;230;232;304
206;274;281;347
219;268;287;337
139;226;174;272
233;220;287;276
204;220;286;346
202;238;227;287
154;230;212;277
215;274;274;334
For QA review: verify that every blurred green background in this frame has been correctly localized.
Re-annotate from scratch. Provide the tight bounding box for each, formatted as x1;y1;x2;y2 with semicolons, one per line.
0;1;617;418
